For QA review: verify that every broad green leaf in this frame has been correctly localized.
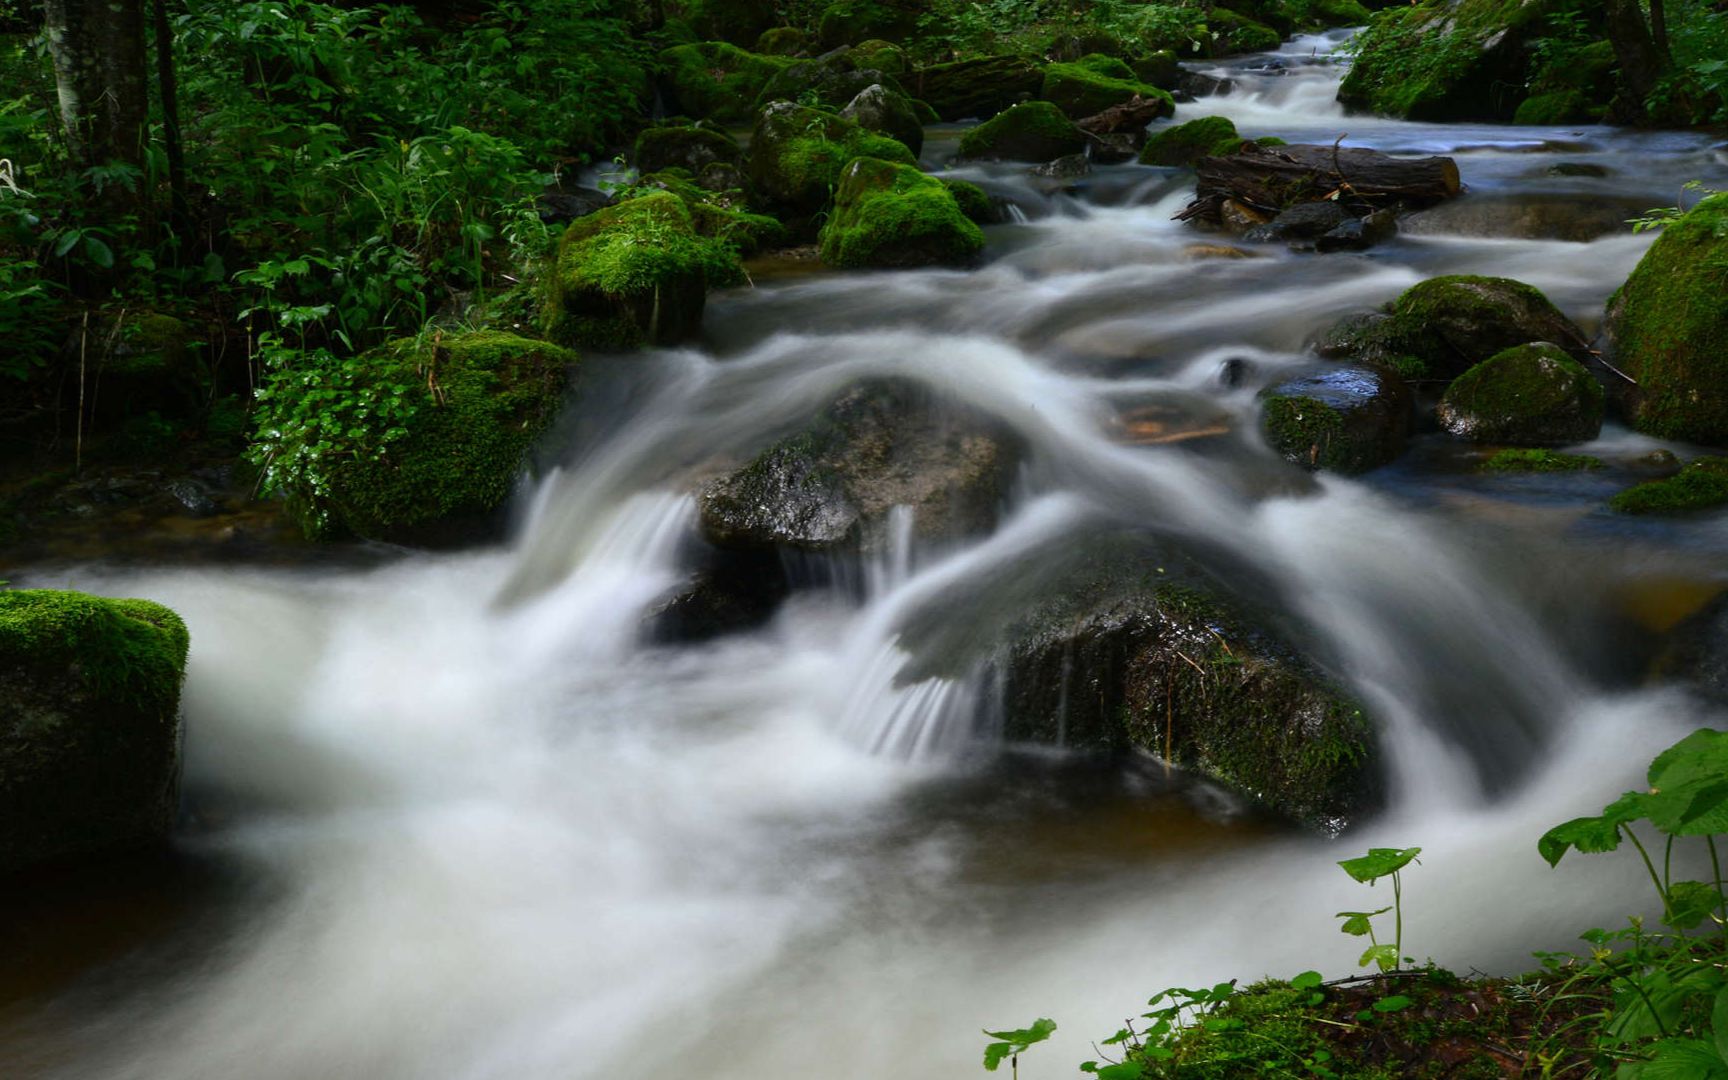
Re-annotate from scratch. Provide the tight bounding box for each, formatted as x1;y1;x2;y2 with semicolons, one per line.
982;1018;1056;1047
1337;908;1391;936
1094;1064;1144;1080
1640;1038;1728;1079
1644;730;1728;835
1372;995;1413;1013
982;1042;1012;1071
1291;971;1324;991
1713;987;1728;1065
1663;880;1720;930
1359;943;1398;971
1675;780;1728;835
1539;814;1628;867
1338;847;1421;883
83;237;114;269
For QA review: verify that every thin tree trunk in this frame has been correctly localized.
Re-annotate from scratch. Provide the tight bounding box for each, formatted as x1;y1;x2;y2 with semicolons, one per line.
1604;0;1665;105
151;0;188;257
1651;0;1670;57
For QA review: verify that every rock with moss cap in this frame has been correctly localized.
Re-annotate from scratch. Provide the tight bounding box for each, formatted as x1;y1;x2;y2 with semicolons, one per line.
1260;364;1412;474
1605;192;1728;444
1207;7;1283;54
849;39;907;75
678;0;777;46
1338;0;1561;121
746;101;916;216
755;47;908;111
957;101;1088;163
818;157;984;269
658;42;792;124
632;123;742;175
1610;458;1728;516
2;588;189;874
1040;54;1174;120
839;82;924;156
257;331;574;541
1436;342;1604;446
544;191;742;350
1138;115;1246;166
1317;274;1589;382
816;0;920;47
910;55;1046;121
756;26;809;55
941;178;998;224
625;171;787;256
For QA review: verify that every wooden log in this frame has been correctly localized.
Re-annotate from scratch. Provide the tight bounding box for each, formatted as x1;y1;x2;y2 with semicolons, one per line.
1181;142;1461;222
1076;95;1172;137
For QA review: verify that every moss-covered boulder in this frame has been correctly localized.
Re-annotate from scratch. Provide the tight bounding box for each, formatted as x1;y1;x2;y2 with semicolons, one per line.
909;55;1046;121
1138;115;1246;166
817;0;920;47
1436;342;1604;446
746;101;917;215
1207;7;1283;53
755;47;908;111
956;101;1088;163
995;563;1379;831
1318;275;1588;381
1338;0;1561;121
544;191;742;350
850;39;908;75
818;157;984;269
2;589;189;874
632;123;742;175
941;177;998;224
1260;365;1412;474
255;331;573;541
657;42;792;124
626;171;787;256
840;82;924;156
756;26;810;55
1604;192;1728;444
677;0;777;46
1040;54;1174;120
1610;458;1728;516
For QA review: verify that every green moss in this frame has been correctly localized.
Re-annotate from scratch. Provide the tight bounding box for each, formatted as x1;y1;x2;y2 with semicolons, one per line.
1609;458;1728;516
818;157;984;268
914;55;1047;122
750;102;917;213
755;26;808;55
1347;274;1580;381
1207;7;1283;53
1607;192;1728;444
1482;448;1603;472
1040;57;1174;119
1437;341;1603;445
626;171;787;256
1138;115;1245;166
817;0;919;47
544;191;742;349
632;124;740;174
940;177;994;224
1513;90;1588;125
1262;395;1348;468
1338;0;1551;120
658;42;792;124
850;39;907;74
956;101;1088;162
0;590;188;713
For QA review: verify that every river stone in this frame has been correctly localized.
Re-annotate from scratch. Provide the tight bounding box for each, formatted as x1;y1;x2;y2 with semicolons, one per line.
1314;208;1398;253
1243;200;1353;243
817;157;983;269
1436;342;1604;446
2;589;189;874
1399;193;1644;242
1259;365;1412;474
747;101;916;215
955;101;1088;163
632;123;742;175
840;82;924;157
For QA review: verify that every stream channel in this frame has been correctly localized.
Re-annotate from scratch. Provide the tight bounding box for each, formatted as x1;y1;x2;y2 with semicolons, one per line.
6;30;1728;1080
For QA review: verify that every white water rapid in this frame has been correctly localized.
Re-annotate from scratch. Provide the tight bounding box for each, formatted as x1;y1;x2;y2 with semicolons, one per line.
7;31;1728;1080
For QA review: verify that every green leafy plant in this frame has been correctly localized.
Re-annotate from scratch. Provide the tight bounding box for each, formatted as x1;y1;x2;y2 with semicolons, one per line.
1335;846;1421;973
982;1017;1056;1080
1630;180;1723;233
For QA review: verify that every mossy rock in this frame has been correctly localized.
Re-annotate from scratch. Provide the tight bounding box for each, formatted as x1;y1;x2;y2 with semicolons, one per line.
1206;8;1282;54
628;170;787;256
1138;115;1245;166
818;157;984;269
756;27;809;56
1132;49;1182;89
1260;365;1412;475
657;42;792;124
941;177;997;224
755;48;909;111
816;0;920;47
746;101;917;215
840;82;924;156
544;191;742;350
1;589;189;874
1610;458;1728;516
956;101;1088;163
1481;448;1603;472
98;312;205;424
1337;0;1559;121
1311;0;1374;26
909;55;1046;122
1322;274;1588;382
632;123;742;175
1437;342;1604;446
1040;55;1174;120
1605;192;1728;444
269;332;573;541
1512;90;1591;125
677;0;776;46
850;39;908;75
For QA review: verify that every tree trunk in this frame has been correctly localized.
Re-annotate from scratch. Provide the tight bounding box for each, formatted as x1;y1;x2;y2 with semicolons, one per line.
152;0;188;255
1182;143;1461;221
1603;0;1665;105
42;0;149;186
1651;0;1670;57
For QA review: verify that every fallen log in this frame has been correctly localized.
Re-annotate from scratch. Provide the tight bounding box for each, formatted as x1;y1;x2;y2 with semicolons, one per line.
1180;141;1462;222
1077;95;1173;137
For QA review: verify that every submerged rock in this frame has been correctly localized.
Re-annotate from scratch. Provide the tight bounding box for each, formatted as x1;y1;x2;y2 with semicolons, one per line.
1313;208;1399;252
1260;365;1412;475
818;157;983;269
2;589;189;874
1436;342;1604;446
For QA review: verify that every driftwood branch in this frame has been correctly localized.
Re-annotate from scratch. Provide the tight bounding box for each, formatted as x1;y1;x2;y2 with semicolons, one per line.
1180;142;1462;223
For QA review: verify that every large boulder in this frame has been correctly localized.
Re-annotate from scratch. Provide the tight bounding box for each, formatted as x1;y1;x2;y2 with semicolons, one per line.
907;55;1045;121
1316;275;1589;381
747;101;917;215
956;101;1088;163
1338;0;1561;121
1436;342;1604;446
252;331;575;541
1259;365;1412;474
632;123;742;175
755;46;908;110
817;0;921;46
621;171;788;257
1604;192;1728;444
2;589;189;874
1040;54;1174;120
678;0;777;46
840;82;925;156
543;191;742;350
1138;115;1245;166
818;157;984;269
658;42;792;124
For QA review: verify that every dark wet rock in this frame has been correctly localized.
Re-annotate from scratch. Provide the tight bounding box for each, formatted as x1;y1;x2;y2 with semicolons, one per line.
1087;133;1142;164
1131;50;1181;90
633;123;742;175
1436;342;1605;446
536;188;609;224
940;178;1000;225
1259;364;1412;474
2;590;189;874
164;477;220;517
955;101;1088;163
698;380;1015;554
1605;192;1728;444
908;55;1044;121
840;82;924;157
646;548;790;644
748;101;916;215
1547;162;1612;178
1609;458;1728;516
1244;199;1353;243
1030;153;1091;180
1314;208;1398;252
1219;198;1272;234
1400;193;1644;241
1177;70;1236;98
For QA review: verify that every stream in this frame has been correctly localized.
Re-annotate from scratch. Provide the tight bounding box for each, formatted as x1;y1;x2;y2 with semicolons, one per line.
6;31;1728;1080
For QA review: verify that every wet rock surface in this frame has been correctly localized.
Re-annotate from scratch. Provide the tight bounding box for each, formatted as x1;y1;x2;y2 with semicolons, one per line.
1259;365;1413;475
1436;342;1605;446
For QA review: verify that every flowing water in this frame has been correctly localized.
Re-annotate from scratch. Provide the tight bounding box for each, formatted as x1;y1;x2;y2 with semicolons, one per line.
7;32;1728;1080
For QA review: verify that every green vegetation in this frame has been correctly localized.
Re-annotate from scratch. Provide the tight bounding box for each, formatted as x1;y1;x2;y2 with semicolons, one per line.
1138;116;1245;166
956;101;1088;162
749;102;918;214
658;42;793;124
1609;457;1728;516
1481;448;1605;472
818;157;983;268
1333;275;1585;382
1040;54;1174;118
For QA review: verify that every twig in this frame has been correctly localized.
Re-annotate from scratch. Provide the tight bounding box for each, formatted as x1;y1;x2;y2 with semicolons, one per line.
76;310;88;473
